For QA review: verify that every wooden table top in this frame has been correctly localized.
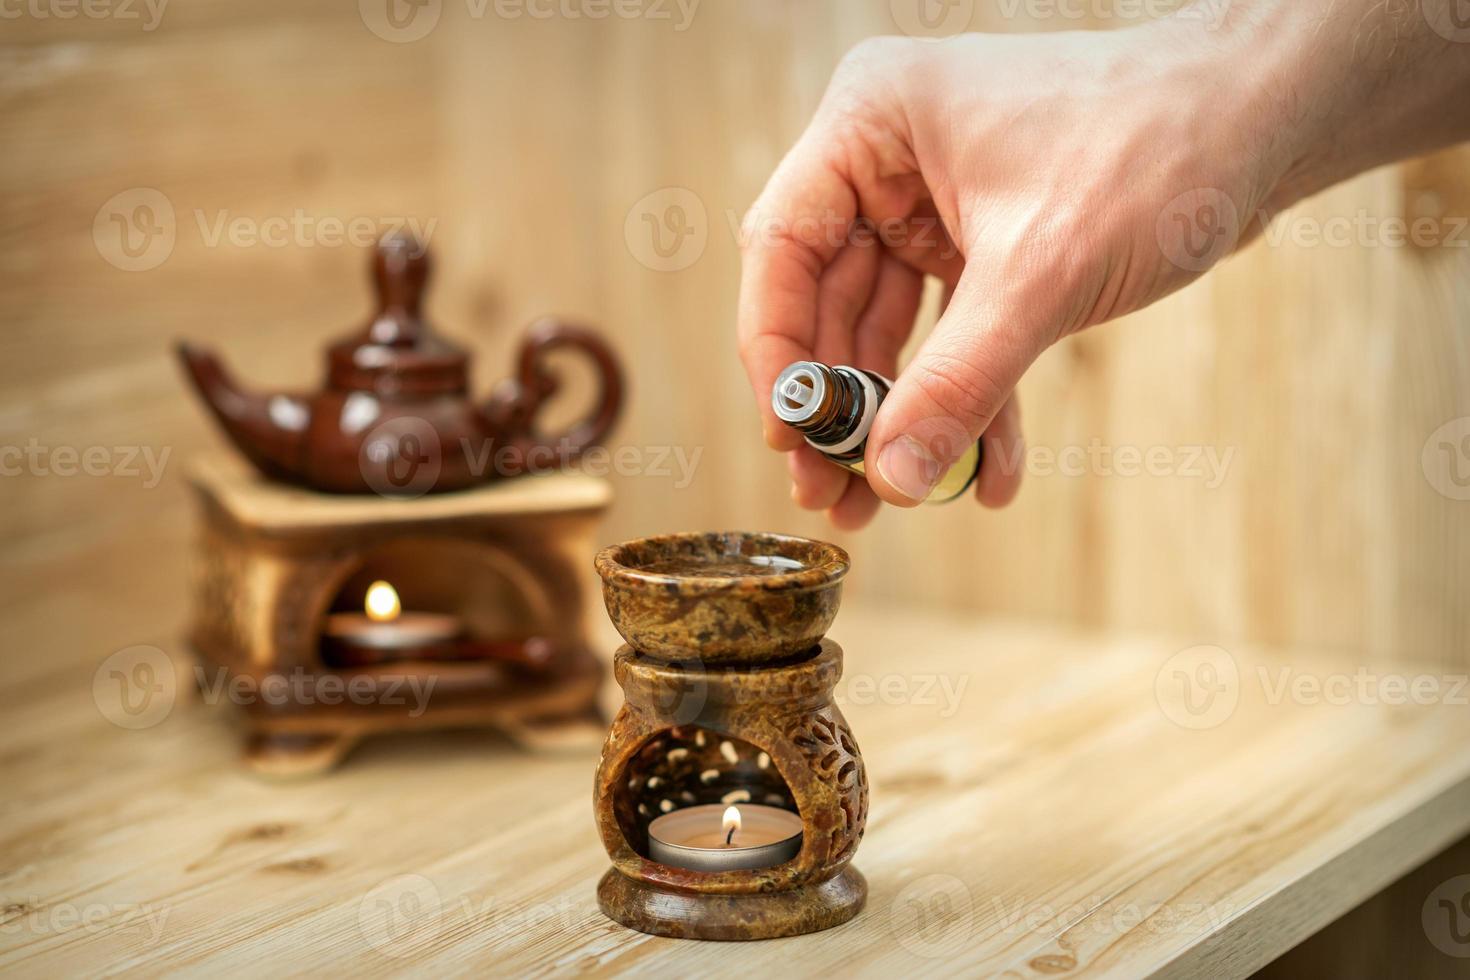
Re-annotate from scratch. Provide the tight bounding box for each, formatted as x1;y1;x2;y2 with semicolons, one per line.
4;604;1469;977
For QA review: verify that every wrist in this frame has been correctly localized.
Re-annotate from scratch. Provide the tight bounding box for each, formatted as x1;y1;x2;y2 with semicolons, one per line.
1148;1;1330;215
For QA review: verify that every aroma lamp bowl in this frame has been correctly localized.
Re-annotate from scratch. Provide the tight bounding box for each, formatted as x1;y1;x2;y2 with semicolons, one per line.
593;531;848;666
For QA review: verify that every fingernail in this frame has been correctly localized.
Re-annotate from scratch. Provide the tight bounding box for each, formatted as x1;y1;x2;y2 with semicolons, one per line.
877;435;941;502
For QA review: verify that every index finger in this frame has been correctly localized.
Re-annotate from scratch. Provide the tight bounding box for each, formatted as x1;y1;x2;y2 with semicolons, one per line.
736;127;857;450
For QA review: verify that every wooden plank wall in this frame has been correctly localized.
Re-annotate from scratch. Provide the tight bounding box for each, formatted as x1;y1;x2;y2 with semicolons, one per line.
2;0;1467;677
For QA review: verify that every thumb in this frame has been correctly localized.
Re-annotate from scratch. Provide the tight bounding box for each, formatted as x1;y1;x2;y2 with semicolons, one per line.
865;271;1039;506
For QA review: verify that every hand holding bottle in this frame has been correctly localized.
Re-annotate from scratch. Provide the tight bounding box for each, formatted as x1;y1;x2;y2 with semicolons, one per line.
737;2;1470;528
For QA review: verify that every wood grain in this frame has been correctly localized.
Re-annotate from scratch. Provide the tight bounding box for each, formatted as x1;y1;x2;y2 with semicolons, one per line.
3;1;1467;679
3;605;1469;975
3;6;1468;970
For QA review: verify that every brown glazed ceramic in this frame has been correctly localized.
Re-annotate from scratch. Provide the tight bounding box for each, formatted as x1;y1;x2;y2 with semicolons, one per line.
177;234;624;494
593;531;868;940
594;531;848;665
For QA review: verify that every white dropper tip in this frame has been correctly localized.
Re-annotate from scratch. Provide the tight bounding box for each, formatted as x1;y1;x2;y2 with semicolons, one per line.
781;377;813;408
772;360;826;423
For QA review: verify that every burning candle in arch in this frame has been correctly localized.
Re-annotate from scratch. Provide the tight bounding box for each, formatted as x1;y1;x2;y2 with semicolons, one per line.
321;580;463;664
321;579;561;672
646;802;803;872
364;580;399;622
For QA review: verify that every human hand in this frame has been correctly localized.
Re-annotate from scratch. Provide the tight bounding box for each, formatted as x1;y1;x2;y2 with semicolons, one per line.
736;19;1289;527
738;0;1470;529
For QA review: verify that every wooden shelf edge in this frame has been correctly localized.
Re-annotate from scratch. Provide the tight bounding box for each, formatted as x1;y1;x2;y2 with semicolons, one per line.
1156;773;1470;979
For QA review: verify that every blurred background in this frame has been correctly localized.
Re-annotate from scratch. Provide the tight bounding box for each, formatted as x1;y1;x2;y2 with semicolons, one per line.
4;0;1470;688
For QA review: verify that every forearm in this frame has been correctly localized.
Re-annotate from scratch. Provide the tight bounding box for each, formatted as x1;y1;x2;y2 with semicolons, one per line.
1164;0;1470;211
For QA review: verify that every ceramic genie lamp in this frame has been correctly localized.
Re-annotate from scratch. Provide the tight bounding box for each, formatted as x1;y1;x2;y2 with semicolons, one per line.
177;235;624;494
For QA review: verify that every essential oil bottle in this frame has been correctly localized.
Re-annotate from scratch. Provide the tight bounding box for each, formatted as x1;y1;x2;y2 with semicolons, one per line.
771;360;981;503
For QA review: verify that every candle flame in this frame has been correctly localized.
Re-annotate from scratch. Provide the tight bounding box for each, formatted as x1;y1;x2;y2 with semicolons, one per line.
722;805;741;840
364;580;401;623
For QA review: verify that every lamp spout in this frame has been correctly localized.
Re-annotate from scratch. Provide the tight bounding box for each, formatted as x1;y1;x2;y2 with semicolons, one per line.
176;341;310;482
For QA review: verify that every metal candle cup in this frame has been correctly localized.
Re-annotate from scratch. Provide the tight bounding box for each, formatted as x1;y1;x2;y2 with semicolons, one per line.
321;613;462;649
646;804;803;872
321;580;462;651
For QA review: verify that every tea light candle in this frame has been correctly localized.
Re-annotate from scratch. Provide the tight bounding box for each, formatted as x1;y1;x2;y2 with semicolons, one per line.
322;580;462;653
647;804;802;872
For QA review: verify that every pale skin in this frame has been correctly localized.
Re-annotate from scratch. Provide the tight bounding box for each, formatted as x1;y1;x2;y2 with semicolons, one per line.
738;0;1470;529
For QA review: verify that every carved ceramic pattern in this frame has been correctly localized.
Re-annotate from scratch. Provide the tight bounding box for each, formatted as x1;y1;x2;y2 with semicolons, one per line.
789;708;866;864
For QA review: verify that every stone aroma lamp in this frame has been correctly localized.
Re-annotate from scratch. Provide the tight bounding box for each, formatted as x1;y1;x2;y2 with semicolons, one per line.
593;532;867;940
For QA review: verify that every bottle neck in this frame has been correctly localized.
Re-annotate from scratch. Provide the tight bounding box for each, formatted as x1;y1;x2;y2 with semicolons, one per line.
804;368;867;447
774;362;871;445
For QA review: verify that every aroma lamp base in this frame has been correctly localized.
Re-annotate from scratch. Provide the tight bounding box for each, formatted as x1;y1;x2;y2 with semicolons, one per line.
184;454;611;775
596;866;866;941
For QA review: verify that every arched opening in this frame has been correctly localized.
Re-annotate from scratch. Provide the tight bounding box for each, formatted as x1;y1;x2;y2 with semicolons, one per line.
315;537;556;676
612;725;798;862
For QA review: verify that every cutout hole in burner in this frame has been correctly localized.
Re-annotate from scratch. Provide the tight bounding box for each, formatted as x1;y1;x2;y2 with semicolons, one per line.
614;725;796;860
